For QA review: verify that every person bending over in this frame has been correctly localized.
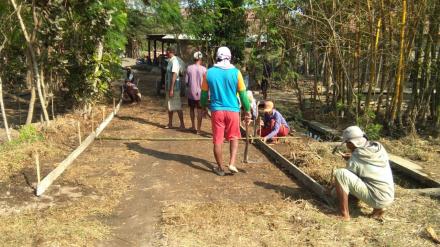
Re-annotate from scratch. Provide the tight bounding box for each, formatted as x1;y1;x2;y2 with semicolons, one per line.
259;101;289;143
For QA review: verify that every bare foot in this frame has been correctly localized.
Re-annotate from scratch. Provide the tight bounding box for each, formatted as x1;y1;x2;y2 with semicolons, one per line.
369;209;385;220
331;212;350;221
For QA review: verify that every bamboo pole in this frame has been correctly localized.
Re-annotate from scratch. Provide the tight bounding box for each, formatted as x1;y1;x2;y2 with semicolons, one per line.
390;0;407;123
101;106;106;122
51;94;54;120
113;98;116;114
91;109;94;133
77;121;82;145
35;151;41;184
0;77;11;141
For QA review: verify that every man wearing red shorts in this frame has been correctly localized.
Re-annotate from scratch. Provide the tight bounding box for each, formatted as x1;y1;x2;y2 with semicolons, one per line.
201;47;251;176
259;101;290;143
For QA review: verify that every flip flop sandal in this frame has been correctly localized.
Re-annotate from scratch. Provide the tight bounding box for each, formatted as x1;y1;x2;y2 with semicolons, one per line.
213;167;225;176
228;164;238;173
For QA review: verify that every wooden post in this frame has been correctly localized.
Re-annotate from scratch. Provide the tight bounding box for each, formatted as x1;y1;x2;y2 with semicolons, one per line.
51;94;54;120
113;98;116;114
35;151;41;184
77;121;82;145
258;116;262;138
101;106;105;122
91;109;94;133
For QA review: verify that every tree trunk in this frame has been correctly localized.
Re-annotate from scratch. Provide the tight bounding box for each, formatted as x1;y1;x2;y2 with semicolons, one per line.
0;77;11;141
10;0;50;123
389;0;407;125
26;86;36;125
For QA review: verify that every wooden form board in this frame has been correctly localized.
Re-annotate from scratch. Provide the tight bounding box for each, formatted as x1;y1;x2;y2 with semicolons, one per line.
300;119;341;140
388;154;440;188
36;99;122;196
300;120;440;188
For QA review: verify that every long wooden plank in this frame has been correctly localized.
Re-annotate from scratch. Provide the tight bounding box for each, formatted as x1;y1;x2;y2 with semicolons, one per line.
388;154;440;188
36;99;122;196
300;119;340;140
301;119;440;187
409;188;440;197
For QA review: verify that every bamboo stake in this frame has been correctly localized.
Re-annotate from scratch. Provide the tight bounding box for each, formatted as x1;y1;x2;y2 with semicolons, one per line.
258;116;262;138
101;106;106;122
35;151;41;184
51;94;54;120
91;110;94;133
77;121;82;145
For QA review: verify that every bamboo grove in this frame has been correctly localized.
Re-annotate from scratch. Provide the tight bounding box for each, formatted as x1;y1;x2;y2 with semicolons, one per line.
245;0;439;135
1;0;439;138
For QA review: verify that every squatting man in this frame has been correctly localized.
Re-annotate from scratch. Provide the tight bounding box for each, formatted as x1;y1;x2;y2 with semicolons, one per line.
332;126;395;221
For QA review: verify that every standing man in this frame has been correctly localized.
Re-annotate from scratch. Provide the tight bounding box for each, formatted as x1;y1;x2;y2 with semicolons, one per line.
165;46;185;129
333;126;394;221
201;46;251;176
185;51;207;134
259;101;290;143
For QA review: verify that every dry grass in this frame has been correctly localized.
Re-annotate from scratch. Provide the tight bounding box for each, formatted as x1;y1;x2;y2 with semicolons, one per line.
158;186;440;247
0;109;136;246
0;156;134;246
381;135;440;180
283;139;346;186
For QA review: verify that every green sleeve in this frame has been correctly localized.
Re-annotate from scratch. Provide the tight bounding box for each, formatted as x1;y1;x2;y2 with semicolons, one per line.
200;91;209;108
238;90;250;112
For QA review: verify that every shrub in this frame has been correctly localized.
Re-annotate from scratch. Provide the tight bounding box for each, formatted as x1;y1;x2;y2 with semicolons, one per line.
17;125;44;143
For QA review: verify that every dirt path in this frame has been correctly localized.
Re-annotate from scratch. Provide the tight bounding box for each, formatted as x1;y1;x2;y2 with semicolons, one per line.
93;69;309;246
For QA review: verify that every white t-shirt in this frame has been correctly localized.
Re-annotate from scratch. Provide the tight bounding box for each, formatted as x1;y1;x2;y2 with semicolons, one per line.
165;56;181;91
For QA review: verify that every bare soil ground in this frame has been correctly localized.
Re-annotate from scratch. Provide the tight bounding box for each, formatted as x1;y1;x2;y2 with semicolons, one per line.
1;65;439;246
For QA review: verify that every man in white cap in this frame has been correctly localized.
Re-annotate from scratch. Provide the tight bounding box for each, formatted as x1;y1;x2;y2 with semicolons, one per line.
333;126;394;221
185;51;207;134
201;46;251;176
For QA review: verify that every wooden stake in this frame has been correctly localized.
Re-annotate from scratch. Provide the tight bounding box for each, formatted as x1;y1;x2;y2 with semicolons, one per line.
101;106;105;122
113;98;116;114
51;94;54;120
258;116;262;138
77;121;82;145
91;109;94;133
35;151;41;184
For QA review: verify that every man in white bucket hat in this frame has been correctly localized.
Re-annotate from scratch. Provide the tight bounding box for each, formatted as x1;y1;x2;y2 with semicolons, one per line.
333;126;395;221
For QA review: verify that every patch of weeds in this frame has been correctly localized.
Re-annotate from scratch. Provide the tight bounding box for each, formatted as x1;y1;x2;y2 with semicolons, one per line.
356;109;383;140
0;125;47;182
17;125;44;143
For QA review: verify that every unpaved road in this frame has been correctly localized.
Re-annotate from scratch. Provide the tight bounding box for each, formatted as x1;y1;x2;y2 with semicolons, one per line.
91;68;310;246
